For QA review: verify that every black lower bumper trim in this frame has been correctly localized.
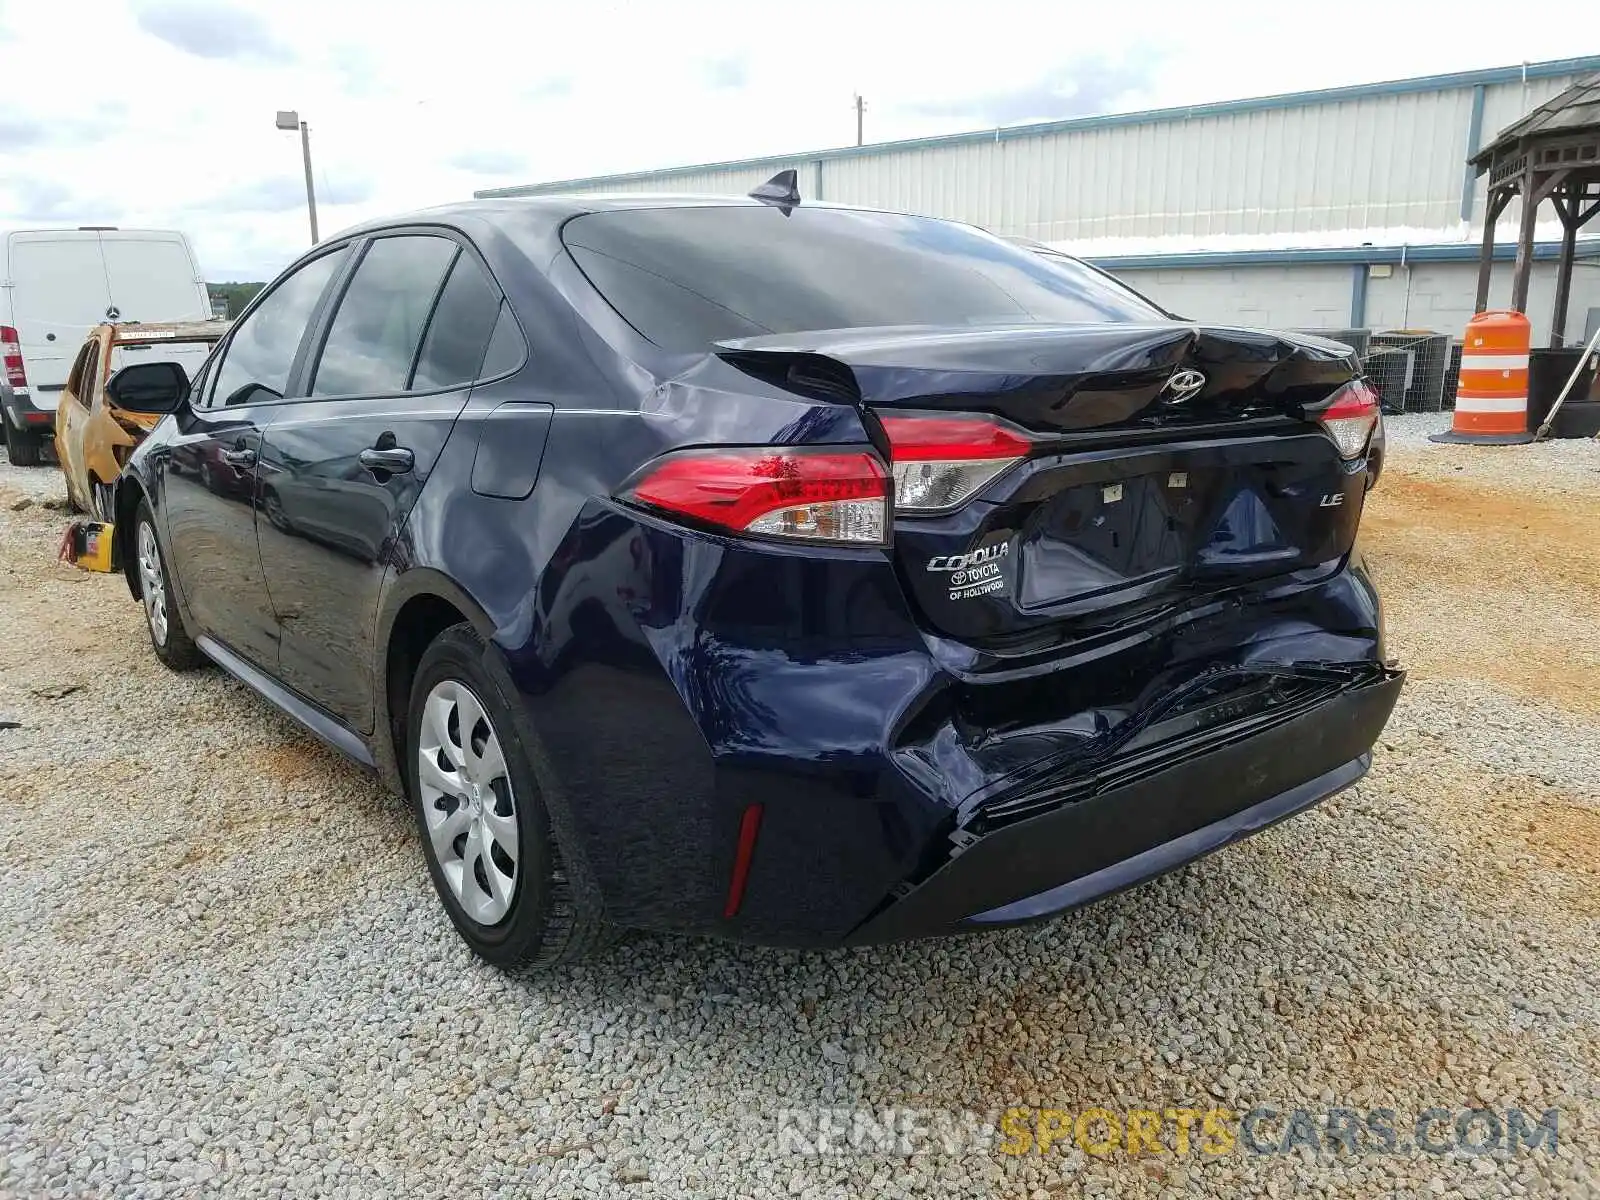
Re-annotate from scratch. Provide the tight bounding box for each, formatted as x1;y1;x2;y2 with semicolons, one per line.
845;667;1403;945
966;754;1366;924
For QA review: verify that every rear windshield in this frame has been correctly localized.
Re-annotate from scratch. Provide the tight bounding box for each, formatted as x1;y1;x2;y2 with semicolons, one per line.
100;239;206;322
562;206;1164;351
8;239;110;328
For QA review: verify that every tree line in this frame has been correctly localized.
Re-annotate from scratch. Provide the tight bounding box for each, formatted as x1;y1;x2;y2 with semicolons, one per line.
206;282;265;319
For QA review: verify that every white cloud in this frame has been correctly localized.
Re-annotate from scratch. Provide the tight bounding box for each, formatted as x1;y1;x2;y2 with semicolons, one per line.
0;0;1592;280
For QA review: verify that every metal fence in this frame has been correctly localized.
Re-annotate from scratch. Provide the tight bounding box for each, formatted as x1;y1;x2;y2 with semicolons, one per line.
1366;332;1453;412
1440;341;1464;409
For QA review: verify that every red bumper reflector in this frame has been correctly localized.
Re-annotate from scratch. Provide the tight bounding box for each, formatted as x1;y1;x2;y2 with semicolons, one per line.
24;412;51;424
722;803;764;919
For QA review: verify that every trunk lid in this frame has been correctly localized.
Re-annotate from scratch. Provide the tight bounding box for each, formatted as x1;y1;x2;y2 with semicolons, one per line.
718;323;1367;645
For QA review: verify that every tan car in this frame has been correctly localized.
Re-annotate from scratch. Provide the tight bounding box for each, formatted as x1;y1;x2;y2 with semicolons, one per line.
54;320;227;516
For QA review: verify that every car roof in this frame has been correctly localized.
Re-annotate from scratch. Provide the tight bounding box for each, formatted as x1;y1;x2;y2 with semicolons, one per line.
326;194;884;242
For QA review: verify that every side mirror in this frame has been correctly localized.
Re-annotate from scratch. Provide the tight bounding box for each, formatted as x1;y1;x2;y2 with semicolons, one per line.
105;362;191;414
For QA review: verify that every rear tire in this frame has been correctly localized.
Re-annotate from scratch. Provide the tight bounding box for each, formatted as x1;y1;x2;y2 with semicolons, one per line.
134;499;205;671
3;418;43;467
406;623;609;970
263;486;293;533
92;479;115;522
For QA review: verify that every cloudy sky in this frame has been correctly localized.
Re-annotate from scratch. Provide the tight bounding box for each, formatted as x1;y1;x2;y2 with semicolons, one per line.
0;0;1591;280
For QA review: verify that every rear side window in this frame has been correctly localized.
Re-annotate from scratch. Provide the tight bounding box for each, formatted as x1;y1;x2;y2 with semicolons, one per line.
212;246;348;407
478;307;525;379
80;340;104;406
562;206;1165;351
410;253;503;391
311;235;458;397
65;341;97;401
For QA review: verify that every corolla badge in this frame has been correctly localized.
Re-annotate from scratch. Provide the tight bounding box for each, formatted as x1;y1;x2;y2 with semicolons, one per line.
1162;367;1207;403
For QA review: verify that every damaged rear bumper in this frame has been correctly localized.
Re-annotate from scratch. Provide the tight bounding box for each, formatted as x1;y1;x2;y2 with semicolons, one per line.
845;665;1404;945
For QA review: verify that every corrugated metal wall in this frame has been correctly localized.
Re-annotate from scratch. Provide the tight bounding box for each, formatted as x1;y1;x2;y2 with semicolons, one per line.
811;88;1491;240
1466;74;1581;230
481;69;1593;243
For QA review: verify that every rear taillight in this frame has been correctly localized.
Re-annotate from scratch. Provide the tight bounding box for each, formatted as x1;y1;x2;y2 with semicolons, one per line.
880;414;1031;513
1;326;26;389
620;447;889;545
1316;380;1380;459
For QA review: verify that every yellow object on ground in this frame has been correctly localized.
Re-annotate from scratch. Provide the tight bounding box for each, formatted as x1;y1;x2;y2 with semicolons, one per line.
57;519;116;573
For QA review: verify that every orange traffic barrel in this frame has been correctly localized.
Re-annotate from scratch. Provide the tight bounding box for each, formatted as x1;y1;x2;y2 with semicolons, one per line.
1431;310;1534;445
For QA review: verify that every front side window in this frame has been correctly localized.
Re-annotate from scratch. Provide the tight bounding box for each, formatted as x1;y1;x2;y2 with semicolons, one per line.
187;360;210;409
212;246;349;407
562;206;1167;352
310;235;458;397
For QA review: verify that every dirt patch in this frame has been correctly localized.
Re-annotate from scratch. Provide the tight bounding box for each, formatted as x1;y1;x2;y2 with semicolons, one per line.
1521;799;1600;878
1363;470;1600;715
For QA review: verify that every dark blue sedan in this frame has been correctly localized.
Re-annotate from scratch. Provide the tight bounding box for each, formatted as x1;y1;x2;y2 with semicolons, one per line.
110;187;1402;967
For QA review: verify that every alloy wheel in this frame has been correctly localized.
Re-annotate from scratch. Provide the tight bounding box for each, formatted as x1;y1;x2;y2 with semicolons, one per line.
137;521;168;646
417;680;519;925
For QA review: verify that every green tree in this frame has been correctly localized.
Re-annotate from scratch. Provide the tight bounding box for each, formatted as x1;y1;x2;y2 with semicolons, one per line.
206;282;266;319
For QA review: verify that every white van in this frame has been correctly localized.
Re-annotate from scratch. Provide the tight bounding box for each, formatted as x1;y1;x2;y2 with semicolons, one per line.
2;228;210;464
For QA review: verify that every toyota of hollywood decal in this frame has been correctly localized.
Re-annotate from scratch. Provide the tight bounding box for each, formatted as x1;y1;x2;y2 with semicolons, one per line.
927;541;1010;602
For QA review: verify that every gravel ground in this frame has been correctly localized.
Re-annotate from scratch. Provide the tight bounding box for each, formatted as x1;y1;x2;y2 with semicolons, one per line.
2;429;1598;1199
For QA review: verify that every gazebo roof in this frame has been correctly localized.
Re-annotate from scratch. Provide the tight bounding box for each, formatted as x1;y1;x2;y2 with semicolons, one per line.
1467;73;1599;350
1472;72;1600;174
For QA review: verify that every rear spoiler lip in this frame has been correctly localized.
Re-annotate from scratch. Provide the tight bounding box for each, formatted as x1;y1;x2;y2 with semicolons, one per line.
715;322;1357;364
713;324;1359;422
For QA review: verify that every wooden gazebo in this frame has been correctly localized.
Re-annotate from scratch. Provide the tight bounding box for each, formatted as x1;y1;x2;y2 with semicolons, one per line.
1471;73;1600;346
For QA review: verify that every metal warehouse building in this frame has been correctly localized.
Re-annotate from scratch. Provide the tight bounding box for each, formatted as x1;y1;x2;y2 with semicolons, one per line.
480;56;1600;350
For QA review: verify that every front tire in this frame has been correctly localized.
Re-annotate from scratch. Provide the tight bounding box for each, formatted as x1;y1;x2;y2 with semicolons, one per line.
134;500;205;671
406;623;607;969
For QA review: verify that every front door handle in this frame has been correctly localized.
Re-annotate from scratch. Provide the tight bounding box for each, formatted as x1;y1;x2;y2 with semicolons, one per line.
220;447;256;469
359;446;414;475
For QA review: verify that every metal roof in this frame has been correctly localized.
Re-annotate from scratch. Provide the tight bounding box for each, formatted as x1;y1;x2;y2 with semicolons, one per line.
1472;72;1600;167
478;56;1600;199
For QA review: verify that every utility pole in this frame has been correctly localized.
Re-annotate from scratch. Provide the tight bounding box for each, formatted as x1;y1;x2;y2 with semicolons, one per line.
298;121;319;244
275;110;320;244
853;94;866;146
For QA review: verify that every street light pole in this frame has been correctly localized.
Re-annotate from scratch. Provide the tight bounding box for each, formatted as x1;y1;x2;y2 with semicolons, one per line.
275;110;319;245
298;121;319;244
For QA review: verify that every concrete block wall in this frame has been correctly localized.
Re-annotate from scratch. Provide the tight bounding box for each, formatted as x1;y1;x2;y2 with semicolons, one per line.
1114;260;1600;345
1364;262;1599;346
1114;265;1353;331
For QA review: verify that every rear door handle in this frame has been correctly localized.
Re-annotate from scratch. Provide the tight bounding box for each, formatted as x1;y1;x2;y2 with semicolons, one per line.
359;446;414;475
220;447;256;468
